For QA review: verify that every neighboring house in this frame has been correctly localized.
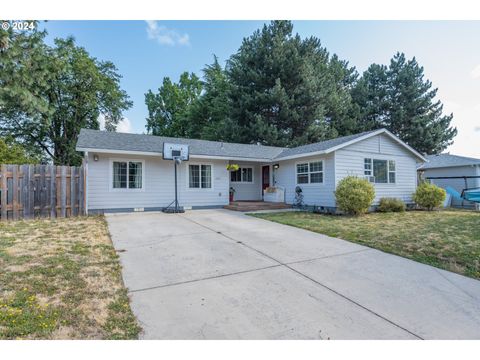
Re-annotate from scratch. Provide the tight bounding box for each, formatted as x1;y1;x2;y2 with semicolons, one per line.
76;128;426;213
418;154;480;208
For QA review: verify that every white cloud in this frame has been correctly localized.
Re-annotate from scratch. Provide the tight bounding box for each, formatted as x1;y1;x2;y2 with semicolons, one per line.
145;20;190;46
116;117;133;133
98;114;133;133
471;64;480;79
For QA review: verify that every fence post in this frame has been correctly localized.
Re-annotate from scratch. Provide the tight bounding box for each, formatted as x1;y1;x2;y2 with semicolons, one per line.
12;165;19;221
78;165;84;215
21;165;30;219
60;166;67;217
1;164;7;221
70;166;76;217
50;165;56;218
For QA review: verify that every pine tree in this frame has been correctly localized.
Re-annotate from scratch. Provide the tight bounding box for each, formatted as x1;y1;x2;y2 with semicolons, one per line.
352;53;456;154
226;20;351;146
385;53;456;154
350;63;389;131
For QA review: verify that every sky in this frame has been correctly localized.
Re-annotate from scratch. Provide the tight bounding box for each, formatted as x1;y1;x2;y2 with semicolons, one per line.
40;20;480;157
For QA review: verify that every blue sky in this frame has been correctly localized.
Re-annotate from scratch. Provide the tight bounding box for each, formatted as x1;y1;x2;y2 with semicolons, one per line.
41;21;480;157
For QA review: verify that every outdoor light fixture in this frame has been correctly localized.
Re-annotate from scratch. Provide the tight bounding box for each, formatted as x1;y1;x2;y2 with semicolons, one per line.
93;154;99;162
273;164;280;170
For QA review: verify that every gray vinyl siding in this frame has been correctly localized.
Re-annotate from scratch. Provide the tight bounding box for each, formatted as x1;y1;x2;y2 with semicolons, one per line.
274;153;336;207
229;162;263;201
334;134;418;204
422;165;480;207
86;152;229;211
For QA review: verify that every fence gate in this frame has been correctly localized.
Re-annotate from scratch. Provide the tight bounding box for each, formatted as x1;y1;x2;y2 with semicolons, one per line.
0;164;85;221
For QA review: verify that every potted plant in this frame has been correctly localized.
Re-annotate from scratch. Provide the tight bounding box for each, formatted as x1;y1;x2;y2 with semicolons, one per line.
226;164;239;172
229;186;236;202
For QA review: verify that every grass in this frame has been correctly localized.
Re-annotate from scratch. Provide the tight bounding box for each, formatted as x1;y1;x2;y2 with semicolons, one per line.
0;216;141;339
251;210;480;279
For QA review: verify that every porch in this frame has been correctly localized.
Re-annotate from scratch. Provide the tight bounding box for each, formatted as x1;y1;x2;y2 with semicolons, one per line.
224;200;291;212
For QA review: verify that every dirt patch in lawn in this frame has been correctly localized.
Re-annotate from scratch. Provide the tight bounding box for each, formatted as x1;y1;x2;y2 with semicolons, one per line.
252;210;480;279
0;216;141;339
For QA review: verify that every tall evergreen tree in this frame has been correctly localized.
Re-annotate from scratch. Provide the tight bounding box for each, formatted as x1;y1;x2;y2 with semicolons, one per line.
385;53;456;154
226;20;352;147
350;63;389;131
352;53;456;154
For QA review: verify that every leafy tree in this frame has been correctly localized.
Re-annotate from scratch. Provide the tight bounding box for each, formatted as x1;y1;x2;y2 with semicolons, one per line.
226;20;352;146
352;53;456;154
188;56;233;141
145;72;203;138
0;25;132;165
0;137;39;164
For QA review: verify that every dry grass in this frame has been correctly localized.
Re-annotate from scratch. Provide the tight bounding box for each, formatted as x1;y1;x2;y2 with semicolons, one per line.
0;216;141;339
252;210;480;279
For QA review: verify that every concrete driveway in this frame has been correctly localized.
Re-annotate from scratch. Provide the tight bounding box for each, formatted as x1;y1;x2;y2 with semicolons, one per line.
106;209;480;339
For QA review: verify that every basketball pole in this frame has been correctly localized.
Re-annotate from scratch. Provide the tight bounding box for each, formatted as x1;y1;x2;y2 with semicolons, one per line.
174;158;178;212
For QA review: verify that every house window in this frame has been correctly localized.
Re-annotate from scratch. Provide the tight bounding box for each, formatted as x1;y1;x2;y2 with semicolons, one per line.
189;164;212;189
112;161;143;189
364;158;372;176
388;160;396;183
296;161;323;184
364;158;396;184
230;167;253;183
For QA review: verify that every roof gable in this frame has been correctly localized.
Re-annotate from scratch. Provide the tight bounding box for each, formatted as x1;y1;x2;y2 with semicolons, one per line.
273;129;426;162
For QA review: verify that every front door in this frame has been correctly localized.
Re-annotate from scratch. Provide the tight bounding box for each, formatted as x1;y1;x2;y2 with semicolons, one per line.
262;166;270;191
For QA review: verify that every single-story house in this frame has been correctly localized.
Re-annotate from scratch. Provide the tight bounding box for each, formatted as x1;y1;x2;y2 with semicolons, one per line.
76;128;426;213
418;153;480;208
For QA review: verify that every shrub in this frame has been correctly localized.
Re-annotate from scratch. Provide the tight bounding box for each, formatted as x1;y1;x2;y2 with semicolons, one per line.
378;197;406;212
335;176;375;215
413;182;446;210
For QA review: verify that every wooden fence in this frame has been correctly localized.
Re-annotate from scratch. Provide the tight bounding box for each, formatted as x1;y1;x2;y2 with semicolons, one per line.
0;164;85;221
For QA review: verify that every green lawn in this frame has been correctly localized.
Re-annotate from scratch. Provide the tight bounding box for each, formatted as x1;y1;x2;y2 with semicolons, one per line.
251;210;480;279
0;216;141;339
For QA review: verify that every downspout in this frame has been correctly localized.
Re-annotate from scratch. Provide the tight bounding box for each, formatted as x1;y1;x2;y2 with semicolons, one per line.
84;151;88;215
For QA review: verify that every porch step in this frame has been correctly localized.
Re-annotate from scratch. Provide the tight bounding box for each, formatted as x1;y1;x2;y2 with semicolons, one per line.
224;201;292;212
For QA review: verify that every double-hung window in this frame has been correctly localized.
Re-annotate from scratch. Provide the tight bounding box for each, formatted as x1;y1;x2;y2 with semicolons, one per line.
364;158;396;184
112;161;143;189
296;161;323;184
230;167;253;183
189;164;212;189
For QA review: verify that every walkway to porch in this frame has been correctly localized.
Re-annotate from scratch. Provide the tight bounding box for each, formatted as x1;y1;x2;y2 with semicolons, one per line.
224;201;292;212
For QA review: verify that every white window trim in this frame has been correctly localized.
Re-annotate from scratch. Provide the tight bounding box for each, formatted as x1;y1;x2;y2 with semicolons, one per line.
295;160;324;186
364;158;396;184
230;167;254;184
109;158;145;192
186;162;215;191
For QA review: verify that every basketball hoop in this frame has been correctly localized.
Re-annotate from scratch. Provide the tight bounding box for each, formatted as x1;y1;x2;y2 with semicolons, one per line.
162;143;189;213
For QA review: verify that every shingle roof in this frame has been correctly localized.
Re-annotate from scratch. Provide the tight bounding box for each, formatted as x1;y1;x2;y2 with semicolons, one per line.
273;130;380;159
76;128;420;162
418;154;480;170
76;129;285;160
